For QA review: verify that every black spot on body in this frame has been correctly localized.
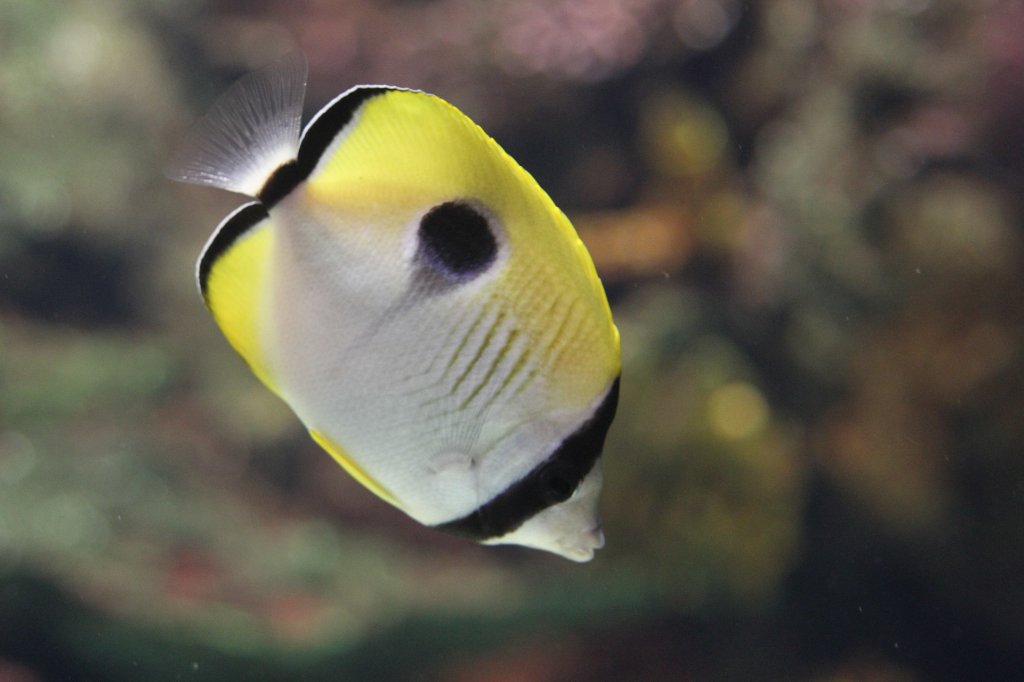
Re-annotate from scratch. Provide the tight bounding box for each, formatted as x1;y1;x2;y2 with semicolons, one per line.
415;201;498;289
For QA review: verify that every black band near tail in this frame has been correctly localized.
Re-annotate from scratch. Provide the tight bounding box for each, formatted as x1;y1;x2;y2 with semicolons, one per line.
257;86;397;208
434;376;620;541
197;202;269;300
203;88;399;299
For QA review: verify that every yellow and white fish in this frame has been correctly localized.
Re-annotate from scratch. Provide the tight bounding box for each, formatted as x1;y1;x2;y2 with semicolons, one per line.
168;52;620;561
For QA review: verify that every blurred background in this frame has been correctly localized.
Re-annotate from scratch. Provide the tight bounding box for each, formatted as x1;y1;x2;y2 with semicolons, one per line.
2;0;1023;680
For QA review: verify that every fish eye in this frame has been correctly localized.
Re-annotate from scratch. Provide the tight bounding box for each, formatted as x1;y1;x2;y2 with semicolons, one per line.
539;464;576;504
416;200;498;282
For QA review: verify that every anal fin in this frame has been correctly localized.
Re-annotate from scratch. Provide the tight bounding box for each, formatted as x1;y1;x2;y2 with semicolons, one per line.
199;202;278;393
310;430;402;508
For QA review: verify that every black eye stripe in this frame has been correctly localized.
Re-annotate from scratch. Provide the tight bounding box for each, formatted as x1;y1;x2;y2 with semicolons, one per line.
539;462;576;503
434;377;620;541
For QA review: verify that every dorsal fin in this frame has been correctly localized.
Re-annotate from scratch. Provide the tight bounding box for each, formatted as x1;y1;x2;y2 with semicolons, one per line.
165;51;307;197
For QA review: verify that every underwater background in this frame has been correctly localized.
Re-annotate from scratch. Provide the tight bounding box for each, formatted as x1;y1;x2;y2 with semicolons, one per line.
2;0;1023;680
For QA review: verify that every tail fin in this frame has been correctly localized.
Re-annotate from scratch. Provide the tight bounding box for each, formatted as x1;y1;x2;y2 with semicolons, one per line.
166;51;308;197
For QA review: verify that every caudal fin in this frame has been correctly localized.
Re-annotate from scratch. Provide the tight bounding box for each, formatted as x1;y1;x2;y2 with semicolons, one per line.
166;51;308;197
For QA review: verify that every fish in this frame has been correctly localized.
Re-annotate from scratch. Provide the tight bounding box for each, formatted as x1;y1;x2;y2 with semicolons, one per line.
167;52;620;561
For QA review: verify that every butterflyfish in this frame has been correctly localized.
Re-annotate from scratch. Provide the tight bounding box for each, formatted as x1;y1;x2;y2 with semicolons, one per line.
167;52;621;561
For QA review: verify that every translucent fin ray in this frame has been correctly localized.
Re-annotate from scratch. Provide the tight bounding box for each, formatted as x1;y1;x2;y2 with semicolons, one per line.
165;51;308;196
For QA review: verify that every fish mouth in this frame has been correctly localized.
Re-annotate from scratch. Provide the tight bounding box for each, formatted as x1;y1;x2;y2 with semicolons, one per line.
558;523;606;562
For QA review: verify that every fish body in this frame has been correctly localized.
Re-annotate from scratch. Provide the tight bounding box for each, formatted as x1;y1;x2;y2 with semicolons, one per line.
169;53;620;561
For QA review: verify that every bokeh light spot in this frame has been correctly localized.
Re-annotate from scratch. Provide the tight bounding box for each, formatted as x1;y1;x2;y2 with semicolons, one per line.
708;381;769;440
674;0;740;50
643;91;729;178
